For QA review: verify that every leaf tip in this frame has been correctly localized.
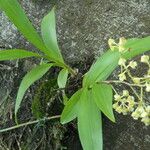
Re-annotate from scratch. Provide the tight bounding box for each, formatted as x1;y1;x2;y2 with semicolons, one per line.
60;117;66;125
109;115;116;123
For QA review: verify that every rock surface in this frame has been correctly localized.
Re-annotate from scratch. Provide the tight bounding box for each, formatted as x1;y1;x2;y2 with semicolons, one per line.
1;0;150;62
0;0;150;150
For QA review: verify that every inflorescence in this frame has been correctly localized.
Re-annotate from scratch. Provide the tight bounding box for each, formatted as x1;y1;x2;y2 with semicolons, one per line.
108;38;150;126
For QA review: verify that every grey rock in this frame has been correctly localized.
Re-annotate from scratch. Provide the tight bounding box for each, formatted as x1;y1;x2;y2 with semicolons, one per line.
103;114;150;150
0;0;150;150
0;0;150;62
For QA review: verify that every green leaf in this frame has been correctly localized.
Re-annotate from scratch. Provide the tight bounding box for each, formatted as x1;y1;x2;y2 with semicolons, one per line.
83;50;120;87
62;93;69;105
0;0;51;57
0;49;40;61
78;88;103;150
57;69;68;88
15;63;53;120
123;36;150;59
41;8;64;62
61;89;83;124
92;83;115;122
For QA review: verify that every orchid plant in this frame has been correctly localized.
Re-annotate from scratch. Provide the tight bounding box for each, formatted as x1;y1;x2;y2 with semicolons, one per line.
0;0;150;150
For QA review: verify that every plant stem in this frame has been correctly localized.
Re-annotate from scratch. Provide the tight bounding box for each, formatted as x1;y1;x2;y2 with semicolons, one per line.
0;115;60;133
129;85;141;100
101;80;145;87
44;55;76;76
64;64;77;76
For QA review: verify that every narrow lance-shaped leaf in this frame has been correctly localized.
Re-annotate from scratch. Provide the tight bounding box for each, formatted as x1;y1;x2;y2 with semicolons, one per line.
58;69;69;104
92;83;115;122
61;89;83;124
15;63;53;120
0;0;51;57
41;8;64;62
0;49;40;61
123;36;150;59
57;69;68;88
83;50;120;87
78;88;103;150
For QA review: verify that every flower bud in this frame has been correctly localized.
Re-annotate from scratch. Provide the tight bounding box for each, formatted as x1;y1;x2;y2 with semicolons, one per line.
145;83;150;92
123;90;129;96
118;73;126;81
114;94;121;100
141;55;149;63
118;37;127;52
129;61;137;69
131;111;140;120
118;58;126;66
108;39;116;51
133;77;140;84
141;117;150;126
